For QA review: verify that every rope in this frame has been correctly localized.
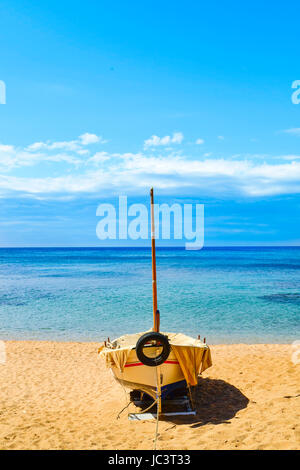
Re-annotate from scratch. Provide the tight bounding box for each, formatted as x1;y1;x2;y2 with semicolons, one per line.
153;405;159;450
116;370;132;419
116;367;160;419
116;401;131;420
139;397;158;414
115;351;162;450
153;362;160;450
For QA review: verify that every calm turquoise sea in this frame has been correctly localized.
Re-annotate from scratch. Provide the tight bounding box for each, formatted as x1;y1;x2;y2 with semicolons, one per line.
0;247;299;343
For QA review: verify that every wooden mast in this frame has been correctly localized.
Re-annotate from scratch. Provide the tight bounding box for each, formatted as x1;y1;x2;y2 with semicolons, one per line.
150;188;159;332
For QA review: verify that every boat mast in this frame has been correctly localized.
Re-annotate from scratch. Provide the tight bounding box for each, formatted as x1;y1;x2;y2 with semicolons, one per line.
150;188;159;332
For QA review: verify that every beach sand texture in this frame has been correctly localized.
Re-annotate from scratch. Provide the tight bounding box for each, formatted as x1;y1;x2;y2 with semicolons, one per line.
0;341;299;450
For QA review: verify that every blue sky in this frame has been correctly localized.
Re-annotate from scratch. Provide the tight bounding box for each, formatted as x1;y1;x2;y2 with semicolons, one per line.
0;1;300;246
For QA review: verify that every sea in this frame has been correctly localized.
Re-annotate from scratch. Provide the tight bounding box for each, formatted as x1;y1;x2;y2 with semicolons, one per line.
0;247;299;344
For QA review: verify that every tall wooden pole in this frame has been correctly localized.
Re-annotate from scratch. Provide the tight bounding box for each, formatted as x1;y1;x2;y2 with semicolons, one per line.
150;188;159;332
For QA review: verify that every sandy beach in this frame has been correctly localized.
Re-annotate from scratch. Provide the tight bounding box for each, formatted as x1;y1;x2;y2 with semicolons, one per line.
0;341;299;450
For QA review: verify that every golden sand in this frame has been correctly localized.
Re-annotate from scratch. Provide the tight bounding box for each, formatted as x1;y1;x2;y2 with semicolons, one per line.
0;341;299;450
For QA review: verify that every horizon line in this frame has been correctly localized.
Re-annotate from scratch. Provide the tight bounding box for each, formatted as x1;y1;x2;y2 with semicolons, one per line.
0;245;299;249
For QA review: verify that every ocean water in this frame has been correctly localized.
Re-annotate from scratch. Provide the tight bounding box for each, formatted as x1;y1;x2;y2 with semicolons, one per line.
0;247;299;344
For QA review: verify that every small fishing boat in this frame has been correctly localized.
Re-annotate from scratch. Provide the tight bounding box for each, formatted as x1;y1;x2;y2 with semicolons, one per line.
99;189;212;413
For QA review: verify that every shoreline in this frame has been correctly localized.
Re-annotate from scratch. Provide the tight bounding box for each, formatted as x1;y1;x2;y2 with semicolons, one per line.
0;337;296;345
0;339;295;344
0;341;299;450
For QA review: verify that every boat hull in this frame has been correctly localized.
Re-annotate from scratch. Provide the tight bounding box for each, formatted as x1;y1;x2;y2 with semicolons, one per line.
111;347;187;399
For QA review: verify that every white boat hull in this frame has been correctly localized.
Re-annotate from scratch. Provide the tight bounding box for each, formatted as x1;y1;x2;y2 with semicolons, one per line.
111;347;186;399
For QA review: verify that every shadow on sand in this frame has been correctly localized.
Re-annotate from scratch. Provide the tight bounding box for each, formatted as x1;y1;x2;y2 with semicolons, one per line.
131;378;249;427
178;378;249;428
163;377;249;427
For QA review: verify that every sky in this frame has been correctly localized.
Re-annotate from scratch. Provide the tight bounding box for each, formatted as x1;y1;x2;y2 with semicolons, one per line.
0;0;300;246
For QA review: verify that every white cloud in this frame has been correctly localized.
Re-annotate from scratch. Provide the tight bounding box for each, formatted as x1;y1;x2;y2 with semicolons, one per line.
27;142;46;151
218;135;224;140
1;150;300;198
171;132;184;144
0;144;14;153
276;154;300;161
26;133;105;153
27;140;80;152
79;133;102;145
0;144;81;170
144;132;184;147
283;128;300;136
88;152;110;165
195;138;205;145
1;133;300;199
0;133;107;171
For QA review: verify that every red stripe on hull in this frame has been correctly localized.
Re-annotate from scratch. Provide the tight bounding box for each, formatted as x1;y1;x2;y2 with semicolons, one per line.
124;360;179;368
124;362;143;367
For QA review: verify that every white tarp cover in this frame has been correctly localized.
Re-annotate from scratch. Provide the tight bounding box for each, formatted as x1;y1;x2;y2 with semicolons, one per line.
99;331;212;386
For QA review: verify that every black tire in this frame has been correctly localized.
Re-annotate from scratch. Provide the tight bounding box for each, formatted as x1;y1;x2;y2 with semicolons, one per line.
136;332;170;367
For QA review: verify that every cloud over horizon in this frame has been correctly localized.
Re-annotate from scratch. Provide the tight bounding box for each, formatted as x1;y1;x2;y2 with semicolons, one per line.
283;128;300;136
144;132;184;147
1;132;300;200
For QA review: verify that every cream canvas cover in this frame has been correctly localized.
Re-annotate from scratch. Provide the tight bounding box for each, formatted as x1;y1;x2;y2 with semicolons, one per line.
99;331;212;386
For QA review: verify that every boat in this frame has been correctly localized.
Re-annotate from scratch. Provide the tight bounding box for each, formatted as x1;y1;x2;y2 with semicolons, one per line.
99;188;212;412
